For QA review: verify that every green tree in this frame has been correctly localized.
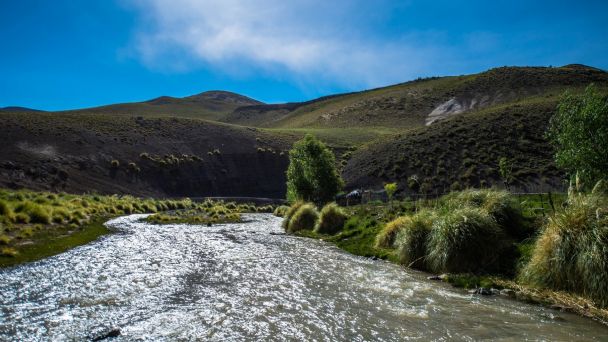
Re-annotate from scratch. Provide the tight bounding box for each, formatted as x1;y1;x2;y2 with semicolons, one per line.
547;85;608;186
286;134;343;204
384;182;397;203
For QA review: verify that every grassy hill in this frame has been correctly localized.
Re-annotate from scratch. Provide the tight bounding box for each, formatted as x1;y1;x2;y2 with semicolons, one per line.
1;64;606;197
57;90;262;121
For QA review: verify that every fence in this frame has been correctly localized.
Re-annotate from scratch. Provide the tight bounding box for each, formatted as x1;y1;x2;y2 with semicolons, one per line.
339;189;566;217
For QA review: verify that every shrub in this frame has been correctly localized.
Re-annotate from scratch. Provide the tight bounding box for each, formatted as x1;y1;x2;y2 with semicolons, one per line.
0;200;14;222
282;201;305;230
394;210;434;269
520;193;608;307
442;189;526;239
375;216;408;248
0;234;11;245
273;205;290;217
17;202;51;224
286;203;318;233
314;203;348;234
14;213;29;224
426;207;510;274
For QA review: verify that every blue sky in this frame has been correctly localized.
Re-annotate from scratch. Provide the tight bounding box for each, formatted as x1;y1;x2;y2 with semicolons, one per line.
1;0;607;110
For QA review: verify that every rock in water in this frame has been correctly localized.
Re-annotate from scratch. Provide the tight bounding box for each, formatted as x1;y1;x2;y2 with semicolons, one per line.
92;328;121;341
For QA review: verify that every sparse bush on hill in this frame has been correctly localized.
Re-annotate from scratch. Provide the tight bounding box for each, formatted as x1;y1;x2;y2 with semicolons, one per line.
315;203;348;234
520;191;608;307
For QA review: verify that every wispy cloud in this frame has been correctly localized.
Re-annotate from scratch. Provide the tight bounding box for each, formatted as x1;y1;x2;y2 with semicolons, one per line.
125;0;449;89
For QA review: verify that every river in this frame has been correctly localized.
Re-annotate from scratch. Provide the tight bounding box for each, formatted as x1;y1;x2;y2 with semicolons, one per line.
1;214;607;341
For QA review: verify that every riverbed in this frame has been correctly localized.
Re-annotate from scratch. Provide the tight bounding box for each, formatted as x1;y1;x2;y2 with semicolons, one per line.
1;214;607;341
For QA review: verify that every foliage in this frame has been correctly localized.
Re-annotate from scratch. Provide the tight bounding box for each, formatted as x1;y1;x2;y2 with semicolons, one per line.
375;216;409;249
273;205;290;217
282;201;305;230
393;210;434;269
286;134;343;205
314;203;348;234
547;84;608;187
441;188;528;239
426;207;510;274
520;192;608;307
498;157;513;188
384;182;397;202
286;203;319;233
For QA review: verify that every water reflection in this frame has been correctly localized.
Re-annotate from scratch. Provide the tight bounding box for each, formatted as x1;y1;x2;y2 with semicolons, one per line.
0;214;607;341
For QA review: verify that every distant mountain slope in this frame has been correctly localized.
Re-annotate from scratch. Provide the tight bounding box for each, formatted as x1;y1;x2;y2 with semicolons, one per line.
57;90;263;121
0;106;44;112
223;65;608;129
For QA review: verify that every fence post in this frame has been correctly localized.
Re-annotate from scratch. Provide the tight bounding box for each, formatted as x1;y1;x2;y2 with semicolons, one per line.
548;192;556;213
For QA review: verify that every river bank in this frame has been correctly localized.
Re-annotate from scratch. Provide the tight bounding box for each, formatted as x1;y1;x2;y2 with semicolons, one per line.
288;192;608;326
0;188;272;268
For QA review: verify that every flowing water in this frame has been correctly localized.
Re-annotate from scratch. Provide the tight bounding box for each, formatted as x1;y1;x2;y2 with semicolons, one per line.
1;214;607;341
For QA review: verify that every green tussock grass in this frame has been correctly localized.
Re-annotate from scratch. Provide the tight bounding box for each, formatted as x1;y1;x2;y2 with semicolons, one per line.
520;192;608;307
314;202;348;234
285;203;319;233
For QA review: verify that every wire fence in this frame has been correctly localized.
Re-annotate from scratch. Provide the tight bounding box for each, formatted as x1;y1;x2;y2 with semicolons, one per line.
339;190;566;217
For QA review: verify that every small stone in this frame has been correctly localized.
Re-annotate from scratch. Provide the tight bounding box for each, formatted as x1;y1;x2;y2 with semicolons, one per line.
474;287;493;295
93;328;121;341
500;289;516;297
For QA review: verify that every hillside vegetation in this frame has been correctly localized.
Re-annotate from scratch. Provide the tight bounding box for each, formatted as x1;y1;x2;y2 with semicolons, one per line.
1;64;607;197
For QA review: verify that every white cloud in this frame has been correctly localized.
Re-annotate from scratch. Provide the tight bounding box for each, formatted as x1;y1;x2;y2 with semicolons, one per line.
125;0;449;89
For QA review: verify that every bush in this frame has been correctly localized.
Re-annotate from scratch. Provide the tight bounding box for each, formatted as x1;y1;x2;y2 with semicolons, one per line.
442;189;527;239
375;216;408;248
520;193;608;307
16;202;51;224
314;203;348;234
394;210;434;269
273;205;289;217
286;203;318;233
282;201;304;230
426;207;510;274
0;200;14;222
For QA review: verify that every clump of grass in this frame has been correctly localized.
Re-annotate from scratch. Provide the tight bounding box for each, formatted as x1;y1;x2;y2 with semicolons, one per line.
375;216;408;248
442;189;527;239
16;202;51;224
393;210;434;269
314;203;348;234
0;200;14;222
520;193;608;307
282;201;305;230
286;203;318;233
426;207;509;274
0;234;12;245
273;205;289;217
1;247;17;257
